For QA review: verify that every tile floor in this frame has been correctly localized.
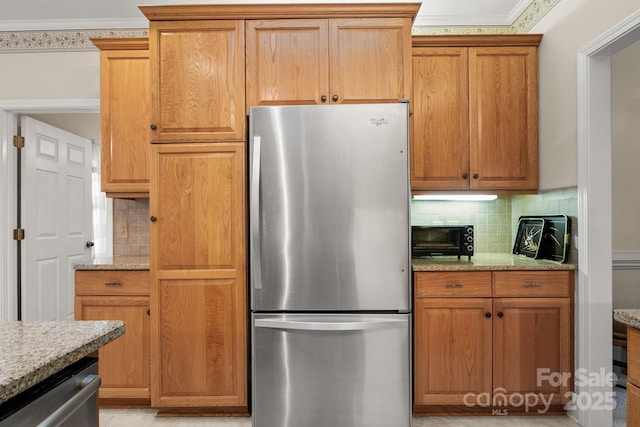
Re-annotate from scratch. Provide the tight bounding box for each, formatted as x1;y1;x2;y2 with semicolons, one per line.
99;410;582;427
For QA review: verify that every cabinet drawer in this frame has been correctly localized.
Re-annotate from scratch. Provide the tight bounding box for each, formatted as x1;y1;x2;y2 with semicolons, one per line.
414;272;491;297
75;270;150;296
492;271;573;297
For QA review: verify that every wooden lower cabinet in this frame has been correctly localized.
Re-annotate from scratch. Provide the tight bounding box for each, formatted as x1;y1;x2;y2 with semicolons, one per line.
74;270;151;406
150;142;247;414
414;298;493;405
628;327;640;425
413;270;574;415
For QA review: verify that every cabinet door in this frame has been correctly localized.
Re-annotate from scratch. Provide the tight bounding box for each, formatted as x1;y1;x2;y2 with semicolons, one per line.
493;298;572;405
411;47;469;190
414;298;493;406
330;18;411;104
246;19;329;110
75;296;150;401
469;47;538;191
150;143;246;408
96;40;150;198
629;382;640;427
149;20;245;142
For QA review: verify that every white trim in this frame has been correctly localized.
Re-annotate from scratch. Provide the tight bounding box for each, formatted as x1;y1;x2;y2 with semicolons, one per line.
576;10;640;427
0;99;100;322
612;251;640;270
0;18;148;32
0;111;17;322
507;0;535;24
0;99;99;114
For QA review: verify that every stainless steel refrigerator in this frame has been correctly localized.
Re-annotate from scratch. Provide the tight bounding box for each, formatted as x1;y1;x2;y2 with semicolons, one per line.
250;103;411;427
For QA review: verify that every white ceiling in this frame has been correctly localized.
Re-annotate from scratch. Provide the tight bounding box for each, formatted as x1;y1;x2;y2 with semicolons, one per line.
0;0;533;31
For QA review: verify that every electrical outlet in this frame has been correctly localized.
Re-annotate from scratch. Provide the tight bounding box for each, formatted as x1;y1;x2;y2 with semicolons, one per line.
116;222;128;239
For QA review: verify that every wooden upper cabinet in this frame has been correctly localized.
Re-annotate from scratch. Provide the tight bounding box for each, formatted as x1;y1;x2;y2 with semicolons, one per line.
245;10;415;110
246;19;329;108
411;47;469;190
147;20;245;142
411;35;542;193
330;18;411;104
469;46;538;190
93;38;150;198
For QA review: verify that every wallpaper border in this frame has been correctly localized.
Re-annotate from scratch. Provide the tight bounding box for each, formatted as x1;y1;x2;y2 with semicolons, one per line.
0;0;559;53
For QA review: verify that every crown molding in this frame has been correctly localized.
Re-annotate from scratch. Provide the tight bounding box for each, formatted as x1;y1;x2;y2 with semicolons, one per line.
0;0;560;51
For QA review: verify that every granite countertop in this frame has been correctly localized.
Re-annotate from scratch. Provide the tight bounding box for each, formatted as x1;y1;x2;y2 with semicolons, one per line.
614;309;640;330
74;256;150;270
0;320;125;403
412;253;577;271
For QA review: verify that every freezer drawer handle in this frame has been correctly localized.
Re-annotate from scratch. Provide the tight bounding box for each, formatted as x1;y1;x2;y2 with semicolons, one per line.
255;318;406;331
37;374;101;427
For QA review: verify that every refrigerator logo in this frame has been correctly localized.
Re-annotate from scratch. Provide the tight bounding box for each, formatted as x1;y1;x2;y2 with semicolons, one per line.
370;117;389;126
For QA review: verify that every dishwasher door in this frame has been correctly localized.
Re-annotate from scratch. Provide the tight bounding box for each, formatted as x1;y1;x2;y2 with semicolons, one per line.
252;313;411;427
0;357;100;427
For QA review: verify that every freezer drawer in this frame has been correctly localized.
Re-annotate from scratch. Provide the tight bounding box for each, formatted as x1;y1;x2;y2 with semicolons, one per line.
252;313;411;427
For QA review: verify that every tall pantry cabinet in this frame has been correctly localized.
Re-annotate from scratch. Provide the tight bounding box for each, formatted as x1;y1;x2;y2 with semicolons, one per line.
141;6;247;414
140;3;418;414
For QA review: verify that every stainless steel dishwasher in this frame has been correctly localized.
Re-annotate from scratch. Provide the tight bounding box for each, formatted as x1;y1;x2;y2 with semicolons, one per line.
0;357;100;427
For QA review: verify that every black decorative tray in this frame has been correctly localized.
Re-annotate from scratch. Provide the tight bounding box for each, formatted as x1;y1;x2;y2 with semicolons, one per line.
513;217;545;259
513;215;571;263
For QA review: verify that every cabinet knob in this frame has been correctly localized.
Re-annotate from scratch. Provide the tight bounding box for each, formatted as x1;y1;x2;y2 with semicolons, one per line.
147;309;151;316
85;241;94;248
485;312;492;318
463;173;469;179
332;94;339;102
320;95;327;103
150;123;157;130
473;173;479;179
150;216;157;222
498;311;504;318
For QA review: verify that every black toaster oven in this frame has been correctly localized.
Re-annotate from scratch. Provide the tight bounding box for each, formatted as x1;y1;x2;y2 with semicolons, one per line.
411;225;474;259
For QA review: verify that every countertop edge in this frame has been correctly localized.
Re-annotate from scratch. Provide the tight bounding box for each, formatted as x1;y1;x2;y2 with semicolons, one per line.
411;253;577;272
0;321;125;403
614;309;640;330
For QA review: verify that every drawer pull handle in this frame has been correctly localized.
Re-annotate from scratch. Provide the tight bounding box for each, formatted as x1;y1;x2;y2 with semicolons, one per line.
445;283;464;288
104;282;123;287
523;283;543;287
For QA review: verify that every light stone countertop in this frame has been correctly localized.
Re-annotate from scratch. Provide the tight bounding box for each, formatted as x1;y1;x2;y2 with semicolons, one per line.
412;253;577;271
614;309;640;330
0;320;125;403
74;256;150;271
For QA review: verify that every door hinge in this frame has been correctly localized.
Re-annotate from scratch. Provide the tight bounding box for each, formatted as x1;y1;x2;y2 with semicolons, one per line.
13;228;25;240
13;135;25;149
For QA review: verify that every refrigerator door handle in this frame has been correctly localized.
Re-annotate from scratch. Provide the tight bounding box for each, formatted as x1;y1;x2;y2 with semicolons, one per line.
250;135;263;290
255;317;407;331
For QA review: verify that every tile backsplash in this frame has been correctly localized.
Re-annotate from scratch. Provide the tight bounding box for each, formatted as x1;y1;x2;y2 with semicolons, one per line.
113;198;149;257
112;187;578;260
411;186;578;258
411;196;513;253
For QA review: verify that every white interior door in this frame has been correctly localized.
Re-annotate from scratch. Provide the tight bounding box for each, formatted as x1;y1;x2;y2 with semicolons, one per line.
21;116;93;321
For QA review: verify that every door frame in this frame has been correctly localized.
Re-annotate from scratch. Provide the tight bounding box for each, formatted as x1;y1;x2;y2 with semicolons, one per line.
0;98;99;322
576;10;640;427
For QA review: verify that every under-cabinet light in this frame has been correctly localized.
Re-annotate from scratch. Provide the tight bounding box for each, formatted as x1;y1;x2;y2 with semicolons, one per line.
412;195;498;201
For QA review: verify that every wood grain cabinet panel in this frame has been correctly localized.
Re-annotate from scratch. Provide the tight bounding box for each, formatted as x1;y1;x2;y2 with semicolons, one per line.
150;143;246;410
93;38;150;198
411;35;541;193
149;20;245;142
246;17;412;110
493;297;572;405
414;298;493;406
74;270;151;406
